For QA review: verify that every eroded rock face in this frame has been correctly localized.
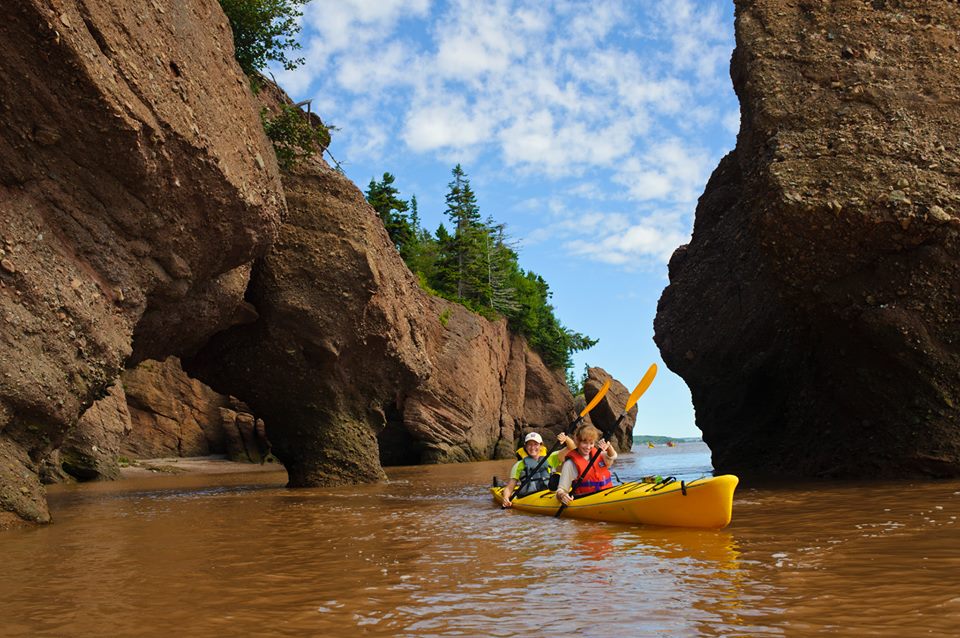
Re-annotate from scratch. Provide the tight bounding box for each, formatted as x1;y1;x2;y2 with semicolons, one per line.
189;83;579;483
44;357;268;482
56;381;131;482
121;357;261;460
655;0;960;479
189;153;434;487
0;0;283;526
391;302;576;465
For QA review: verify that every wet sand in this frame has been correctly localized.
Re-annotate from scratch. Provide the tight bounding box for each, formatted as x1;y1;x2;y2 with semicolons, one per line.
118;455;285;478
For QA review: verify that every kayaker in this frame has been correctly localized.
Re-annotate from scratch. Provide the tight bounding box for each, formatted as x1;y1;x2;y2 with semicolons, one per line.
555;424;617;505
501;432;574;507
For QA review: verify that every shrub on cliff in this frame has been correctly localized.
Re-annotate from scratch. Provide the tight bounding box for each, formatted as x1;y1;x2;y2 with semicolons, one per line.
219;0;307;80
260;105;330;170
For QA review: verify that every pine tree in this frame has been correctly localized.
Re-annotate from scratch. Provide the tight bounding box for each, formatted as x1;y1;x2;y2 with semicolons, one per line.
430;223;459;296
443;164;488;303
486;221;520;314
366;173;415;261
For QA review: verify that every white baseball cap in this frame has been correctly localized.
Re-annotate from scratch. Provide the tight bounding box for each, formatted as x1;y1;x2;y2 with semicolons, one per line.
524;432;543;444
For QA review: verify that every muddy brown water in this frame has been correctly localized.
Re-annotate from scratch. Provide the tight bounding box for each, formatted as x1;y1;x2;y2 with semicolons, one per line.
1;442;958;637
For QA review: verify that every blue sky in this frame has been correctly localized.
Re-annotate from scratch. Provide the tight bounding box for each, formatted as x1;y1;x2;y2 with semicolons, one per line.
273;0;739;437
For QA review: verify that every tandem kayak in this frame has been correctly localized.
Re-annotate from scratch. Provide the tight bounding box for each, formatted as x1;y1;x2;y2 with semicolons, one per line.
490;474;739;529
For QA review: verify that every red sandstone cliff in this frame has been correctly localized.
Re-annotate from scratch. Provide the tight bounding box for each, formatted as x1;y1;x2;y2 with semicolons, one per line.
1;3;592;527
0;0;284;527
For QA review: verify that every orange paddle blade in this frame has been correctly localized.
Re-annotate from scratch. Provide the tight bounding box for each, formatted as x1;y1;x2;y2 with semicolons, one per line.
625;363;657;412
579;379;611;417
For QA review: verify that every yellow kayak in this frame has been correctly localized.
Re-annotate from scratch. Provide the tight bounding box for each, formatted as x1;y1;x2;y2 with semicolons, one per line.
491;475;738;529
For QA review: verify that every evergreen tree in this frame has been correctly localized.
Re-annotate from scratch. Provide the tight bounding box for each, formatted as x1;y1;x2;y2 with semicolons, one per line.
409;194;421;234
444;165;488;302
429;223;459;296
366;173;415;261
486;221;520;315
359;164;595;372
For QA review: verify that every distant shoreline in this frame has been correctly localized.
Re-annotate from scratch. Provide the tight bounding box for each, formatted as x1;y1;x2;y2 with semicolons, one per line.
633;435;702;444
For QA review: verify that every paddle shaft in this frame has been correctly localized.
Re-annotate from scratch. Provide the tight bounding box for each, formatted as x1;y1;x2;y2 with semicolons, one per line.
554;414;624;517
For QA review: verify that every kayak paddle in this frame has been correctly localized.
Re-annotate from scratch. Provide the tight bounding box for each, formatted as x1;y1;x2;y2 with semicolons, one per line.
555;363;658;518
503;379;611;507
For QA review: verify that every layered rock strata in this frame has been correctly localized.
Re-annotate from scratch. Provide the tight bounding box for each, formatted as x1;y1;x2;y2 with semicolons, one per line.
655;0;960;478
120;357;267;463
582;367;637;452
0;0;283;526
392;299;575;465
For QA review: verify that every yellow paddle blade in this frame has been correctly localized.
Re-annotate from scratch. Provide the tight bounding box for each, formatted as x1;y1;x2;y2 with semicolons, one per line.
579;379;611;417
625;363;658;412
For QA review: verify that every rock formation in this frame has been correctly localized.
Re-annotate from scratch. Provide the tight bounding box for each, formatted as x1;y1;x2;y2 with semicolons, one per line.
43;381;131;483
582;367;637;452
0;2;583;527
43;357;268;483
655;0;960;479
188;83;579;485
391;299;576;465
0;0;284;527
188;150;435;487
120;357;266;462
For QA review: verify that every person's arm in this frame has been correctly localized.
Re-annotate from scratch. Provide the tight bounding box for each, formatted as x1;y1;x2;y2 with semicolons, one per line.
555;459;577;505
501;478;519;507
501;461;523;507
556;433;576;461
598;439;617;468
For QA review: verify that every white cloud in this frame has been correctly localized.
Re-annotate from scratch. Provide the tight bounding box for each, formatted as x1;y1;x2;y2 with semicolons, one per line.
565;218;689;265
402;98;491;152
723;108;741;135
283;0;738;271
614;139;712;203
335;41;414;92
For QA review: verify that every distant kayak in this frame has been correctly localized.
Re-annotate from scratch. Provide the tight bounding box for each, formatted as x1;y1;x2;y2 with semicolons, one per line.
492;475;738;529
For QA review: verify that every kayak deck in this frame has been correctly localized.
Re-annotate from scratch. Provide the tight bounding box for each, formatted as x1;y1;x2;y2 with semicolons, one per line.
491;474;738;529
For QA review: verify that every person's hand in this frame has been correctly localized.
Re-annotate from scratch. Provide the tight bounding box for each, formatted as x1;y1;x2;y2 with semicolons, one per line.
597;439;610;453
502;496;513;508
557;433;568;444
556;490;573;505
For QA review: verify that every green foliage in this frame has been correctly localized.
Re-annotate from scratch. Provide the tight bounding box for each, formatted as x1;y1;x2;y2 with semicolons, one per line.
219;0;308;81
439;308;451;327
365;164;597;371
260;105;330;169
566;365;589;397
366;173;416;260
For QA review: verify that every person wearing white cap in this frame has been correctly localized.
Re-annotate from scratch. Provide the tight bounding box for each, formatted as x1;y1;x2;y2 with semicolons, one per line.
501;431;575;507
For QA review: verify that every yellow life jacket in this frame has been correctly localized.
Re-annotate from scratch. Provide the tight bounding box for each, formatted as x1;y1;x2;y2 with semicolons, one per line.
515;444;548;460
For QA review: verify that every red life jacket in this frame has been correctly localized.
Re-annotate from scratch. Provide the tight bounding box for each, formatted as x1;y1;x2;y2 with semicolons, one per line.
566;448;613;496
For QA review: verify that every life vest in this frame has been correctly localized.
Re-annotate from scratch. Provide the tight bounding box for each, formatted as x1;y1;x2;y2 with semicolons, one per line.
516;455;552;497
565;448;613;496
515;444;548;461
